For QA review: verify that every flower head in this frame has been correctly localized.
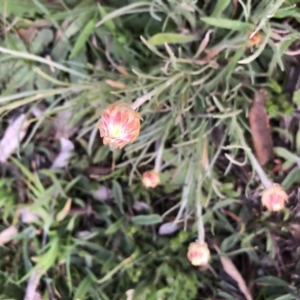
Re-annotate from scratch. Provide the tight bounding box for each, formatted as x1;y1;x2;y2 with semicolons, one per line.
187;241;210;266
142;170;160;188
98;102;141;149
261;184;288;212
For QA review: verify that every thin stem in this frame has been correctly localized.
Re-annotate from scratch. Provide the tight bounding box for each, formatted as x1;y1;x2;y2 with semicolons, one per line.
130;90;156;110
154;139;164;173
130;73;184;110
196;202;205;243
174;160;194;223
196;175;205;243
237;127;272;188
245;149;272;188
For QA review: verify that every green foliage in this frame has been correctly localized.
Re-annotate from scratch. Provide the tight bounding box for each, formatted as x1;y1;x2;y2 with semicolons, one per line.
0;0;300;299
266;93;294;119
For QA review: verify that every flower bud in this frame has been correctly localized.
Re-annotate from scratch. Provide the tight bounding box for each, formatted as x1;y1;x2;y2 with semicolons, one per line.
247;31;263;47
142;170;160;188
98;102;141;149
261;184;288;212
187;241;210;266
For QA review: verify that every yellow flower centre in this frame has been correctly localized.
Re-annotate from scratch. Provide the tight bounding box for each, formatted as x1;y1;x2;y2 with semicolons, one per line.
272;203;281;211
110;124;122;138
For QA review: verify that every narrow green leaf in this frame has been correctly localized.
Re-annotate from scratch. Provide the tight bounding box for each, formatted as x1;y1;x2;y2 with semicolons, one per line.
274;294;297;300
212;0;231;17
225;48;244;80
213;199;240;211
201;17;254;32
19;237;60;283
221;234;239;252
105;219;124;235
274;147;300;163
140;36;167;58
282;168;300;190
70;18;96;58
274;5;300;19
97;4;116;32
131;214;162;225
255;276;290;287
112;180;124;213
148;33;197;46
296;129;300;153
0;46;89;79
74;276;92;300
10;157;45;195
293;89;300;106
96;2;150;27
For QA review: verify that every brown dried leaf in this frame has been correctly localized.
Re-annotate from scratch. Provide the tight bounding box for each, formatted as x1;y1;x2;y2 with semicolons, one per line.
126;289;134;300
33;292;42;300
214;245;252;300
56;198;72;222
289;223;300;241
231;0;239;17
87;167;112;176
105;79;126;89
195;29;214;58
20;208;40;224
17;27;38;44
24;269;41;300
194;47;224;65
0;226;18;245
0;114;29;163
249;88;274;166
51;138;74;169
158;221;181;235
201;136;209;172
92;185;113;201
54;105;78;139
116;66;129;76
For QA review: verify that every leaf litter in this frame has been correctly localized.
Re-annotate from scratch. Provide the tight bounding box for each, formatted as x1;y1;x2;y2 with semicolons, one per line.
0;114;29;163
1;1;300;299
214;245;252;300
0;226;18;245
249;88;274;166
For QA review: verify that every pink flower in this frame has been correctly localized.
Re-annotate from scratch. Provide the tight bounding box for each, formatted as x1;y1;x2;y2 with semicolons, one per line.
98;102;141;149
261;184;288;212
187;241;210;266
142;170;160;188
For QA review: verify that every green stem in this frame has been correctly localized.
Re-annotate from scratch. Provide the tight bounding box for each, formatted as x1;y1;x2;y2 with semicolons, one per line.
196;175;205;243
237;127;272;188
154;139;164;173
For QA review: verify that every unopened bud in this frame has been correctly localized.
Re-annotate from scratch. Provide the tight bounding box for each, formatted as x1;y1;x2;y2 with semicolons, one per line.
98;102;141;149
187;241;210;266
247;31;263;47
261;184;288;212
142;170;160;188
